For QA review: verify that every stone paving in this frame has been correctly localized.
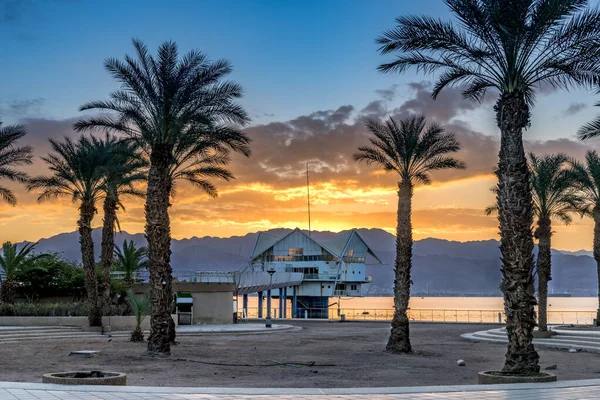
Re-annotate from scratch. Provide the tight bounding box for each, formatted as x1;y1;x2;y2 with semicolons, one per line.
1;380;600;399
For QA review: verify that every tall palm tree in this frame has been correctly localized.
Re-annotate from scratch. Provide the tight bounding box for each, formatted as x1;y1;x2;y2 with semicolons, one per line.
0;119;34;205
0;241;45;303
354;115;465;353
89;135;146;310
73;39;251;354
27;136;110;326
569;151;600;326
486;153;582;332
376;0;600;373
114;240;148;289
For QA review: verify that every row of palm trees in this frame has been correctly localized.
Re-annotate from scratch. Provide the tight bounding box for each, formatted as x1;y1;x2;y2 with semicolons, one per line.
375;0;600;375
0;40;250;354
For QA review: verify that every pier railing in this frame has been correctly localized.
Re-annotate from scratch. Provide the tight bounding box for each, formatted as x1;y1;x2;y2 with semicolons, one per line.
237;307;597;325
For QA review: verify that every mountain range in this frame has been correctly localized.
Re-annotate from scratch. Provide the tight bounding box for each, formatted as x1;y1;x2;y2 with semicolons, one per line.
16;228;599;296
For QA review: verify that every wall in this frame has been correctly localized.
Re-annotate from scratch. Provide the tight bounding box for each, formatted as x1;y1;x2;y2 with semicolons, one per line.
192;291;233;324
0;315;154;331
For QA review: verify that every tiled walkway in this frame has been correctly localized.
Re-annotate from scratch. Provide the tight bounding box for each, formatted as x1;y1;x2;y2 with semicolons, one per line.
1;380;600;399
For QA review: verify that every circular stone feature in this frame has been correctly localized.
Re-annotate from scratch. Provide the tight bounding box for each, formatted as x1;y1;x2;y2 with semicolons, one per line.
42;371;127;386
477;370;556;384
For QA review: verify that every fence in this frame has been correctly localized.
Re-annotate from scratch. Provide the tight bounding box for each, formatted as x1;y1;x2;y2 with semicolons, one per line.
237;307;597;325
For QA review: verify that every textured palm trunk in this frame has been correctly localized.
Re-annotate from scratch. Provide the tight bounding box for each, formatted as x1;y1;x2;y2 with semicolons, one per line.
146;146;174;355
0;278;15;304
100;197;118;311
594;216;600;326
124;274;134;290
534;217;552;332
386;180;413;353
79;201;102;327
495;93;539;374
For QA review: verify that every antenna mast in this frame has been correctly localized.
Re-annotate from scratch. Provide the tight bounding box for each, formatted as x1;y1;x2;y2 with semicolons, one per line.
307;161;311;237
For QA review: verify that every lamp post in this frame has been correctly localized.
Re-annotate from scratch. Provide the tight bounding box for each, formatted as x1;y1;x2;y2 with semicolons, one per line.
266;268;276;328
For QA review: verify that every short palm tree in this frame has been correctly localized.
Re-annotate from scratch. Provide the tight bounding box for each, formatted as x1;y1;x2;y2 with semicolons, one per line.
127;290;150;342
354;115;465;353
0;241;45;303
569;151;600;326
89;135;146;310
114;240;148;289
28;136;110;326
377;0;600;374
0;119;33;205
486;153;582;332
74;39;251;354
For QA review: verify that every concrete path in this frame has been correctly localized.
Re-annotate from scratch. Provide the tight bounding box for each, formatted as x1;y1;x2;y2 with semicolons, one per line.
0;379;600;399
462;325;600;352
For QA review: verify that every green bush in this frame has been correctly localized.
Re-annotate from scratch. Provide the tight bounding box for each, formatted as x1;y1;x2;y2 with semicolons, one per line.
0;302;131;317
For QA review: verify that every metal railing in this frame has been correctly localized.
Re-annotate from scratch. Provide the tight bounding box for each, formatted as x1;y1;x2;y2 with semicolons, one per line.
236;307;598;325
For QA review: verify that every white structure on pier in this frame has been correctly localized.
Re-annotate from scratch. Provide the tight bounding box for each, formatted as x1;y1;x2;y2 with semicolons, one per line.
249;228;381;316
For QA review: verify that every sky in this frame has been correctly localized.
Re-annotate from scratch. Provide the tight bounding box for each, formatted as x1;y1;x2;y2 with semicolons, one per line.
2;0;600;251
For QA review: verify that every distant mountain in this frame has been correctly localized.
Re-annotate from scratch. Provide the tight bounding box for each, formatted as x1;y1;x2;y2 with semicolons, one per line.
17;228;598;296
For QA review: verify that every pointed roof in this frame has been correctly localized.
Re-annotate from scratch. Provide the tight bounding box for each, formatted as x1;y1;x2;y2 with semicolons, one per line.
251;228;382;264
251;232;279;259
321;231;353;257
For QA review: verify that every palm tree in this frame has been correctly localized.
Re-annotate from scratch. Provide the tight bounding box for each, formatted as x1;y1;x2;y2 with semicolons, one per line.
354;115;465;353
486;153;582;332
578;104;600;140
73;39;251;354
569;151;600;326
0;241;45;303
0;119;34;205
89;135;146;310
127;290;150;342
114;240;148;289
376;0;600;374
27;136;110;326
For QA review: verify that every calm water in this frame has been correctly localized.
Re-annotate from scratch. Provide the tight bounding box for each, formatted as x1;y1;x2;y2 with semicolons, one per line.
240;296;599;324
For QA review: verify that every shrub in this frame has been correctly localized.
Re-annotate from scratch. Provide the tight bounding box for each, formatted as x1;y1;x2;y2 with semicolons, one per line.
0;302;131;317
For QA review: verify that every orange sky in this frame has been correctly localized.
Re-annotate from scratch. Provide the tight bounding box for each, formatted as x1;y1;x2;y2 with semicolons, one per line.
2;82;600;252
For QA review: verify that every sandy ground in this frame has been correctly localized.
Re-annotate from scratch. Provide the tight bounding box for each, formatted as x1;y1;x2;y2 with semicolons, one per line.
1;322;599;387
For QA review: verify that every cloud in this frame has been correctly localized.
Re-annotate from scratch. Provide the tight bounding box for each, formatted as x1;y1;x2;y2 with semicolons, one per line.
0;98;45;118
563;102;587;117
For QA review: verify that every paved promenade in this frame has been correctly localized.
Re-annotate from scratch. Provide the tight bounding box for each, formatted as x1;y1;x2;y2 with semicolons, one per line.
1;379;600;399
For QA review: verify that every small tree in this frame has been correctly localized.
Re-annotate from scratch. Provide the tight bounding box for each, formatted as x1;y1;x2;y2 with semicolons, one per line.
0;242;46;304
127;290;150;342
114;240;148;289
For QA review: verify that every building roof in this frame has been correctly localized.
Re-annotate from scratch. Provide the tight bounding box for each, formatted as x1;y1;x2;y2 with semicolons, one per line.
251;228;382;264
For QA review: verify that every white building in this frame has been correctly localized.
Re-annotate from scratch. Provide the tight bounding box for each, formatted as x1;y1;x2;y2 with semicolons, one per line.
250;228;382;317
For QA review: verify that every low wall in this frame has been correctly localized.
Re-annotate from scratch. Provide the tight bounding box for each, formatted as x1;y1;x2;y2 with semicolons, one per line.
0;316;153;332
192;292;233;324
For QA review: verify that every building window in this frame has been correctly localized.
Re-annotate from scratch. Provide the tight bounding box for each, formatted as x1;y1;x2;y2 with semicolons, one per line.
289;247;303;255
351;284;358;291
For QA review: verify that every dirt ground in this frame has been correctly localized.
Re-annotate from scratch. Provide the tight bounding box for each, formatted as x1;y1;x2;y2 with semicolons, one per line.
1;322;599;387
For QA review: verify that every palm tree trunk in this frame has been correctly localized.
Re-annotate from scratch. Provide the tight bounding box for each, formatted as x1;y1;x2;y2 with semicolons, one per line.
594;216;600;327
535;218;552;332
146;146;174;355
386;180;413;353
100;197;117;311
79;201;102;327
0;278;15;304
495;93;539;374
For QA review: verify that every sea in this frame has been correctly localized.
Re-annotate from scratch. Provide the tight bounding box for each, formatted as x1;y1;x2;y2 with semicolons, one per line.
240;296;599;324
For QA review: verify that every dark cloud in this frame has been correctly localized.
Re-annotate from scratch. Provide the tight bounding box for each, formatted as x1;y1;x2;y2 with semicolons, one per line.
374;84;399;102
0;98;45;118
563;102;587;117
